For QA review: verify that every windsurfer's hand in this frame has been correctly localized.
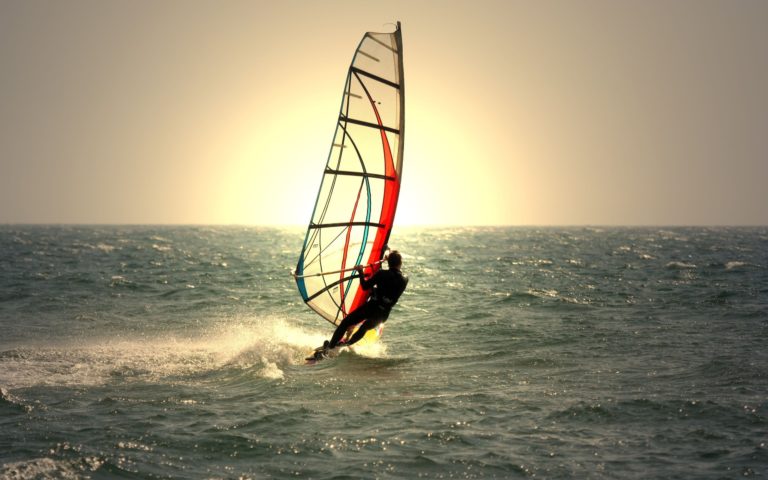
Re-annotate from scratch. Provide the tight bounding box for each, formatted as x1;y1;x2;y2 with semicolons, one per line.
354;265;364;274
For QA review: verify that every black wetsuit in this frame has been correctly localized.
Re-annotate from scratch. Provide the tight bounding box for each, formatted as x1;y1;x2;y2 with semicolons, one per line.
328;268;409;348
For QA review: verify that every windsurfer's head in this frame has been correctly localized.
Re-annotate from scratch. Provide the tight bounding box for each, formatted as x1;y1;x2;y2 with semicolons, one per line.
387;250;402;269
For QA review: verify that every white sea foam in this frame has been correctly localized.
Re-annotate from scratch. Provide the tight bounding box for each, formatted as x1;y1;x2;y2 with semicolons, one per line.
725;261;747;270
0;457;100;480
259;359;285;379
0;317;337;390
665;261;697;269
528;288;559;298
95;243;115;253
0;387;33;412
349;339;388;358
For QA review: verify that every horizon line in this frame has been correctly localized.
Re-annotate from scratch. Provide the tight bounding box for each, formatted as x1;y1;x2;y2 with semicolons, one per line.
1;222;766;228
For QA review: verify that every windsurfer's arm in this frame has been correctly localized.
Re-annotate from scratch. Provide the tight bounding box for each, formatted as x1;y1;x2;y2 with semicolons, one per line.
355;265;377;290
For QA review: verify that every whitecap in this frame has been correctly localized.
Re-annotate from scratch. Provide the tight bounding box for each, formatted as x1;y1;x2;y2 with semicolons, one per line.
528;288;559;298
725;261;747;270
259;358;284;380
665;261;697;269
0;386;33;412
0;457;97;479
95;243;115;253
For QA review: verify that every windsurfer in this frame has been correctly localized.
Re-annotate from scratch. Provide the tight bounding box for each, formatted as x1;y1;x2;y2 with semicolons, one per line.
324;250;408;352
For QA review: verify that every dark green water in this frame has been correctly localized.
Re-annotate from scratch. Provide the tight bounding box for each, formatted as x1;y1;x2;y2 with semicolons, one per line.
1;226;766;478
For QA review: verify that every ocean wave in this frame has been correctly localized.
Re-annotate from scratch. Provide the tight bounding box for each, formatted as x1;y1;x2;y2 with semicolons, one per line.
548;398;741;425
151;243;172;252
0;386;33;413
725;261;748;270
528;288;559;298
524;288;593;306
95;243;115;253
665;261;697;269
0;289;31;303
493;291;538;304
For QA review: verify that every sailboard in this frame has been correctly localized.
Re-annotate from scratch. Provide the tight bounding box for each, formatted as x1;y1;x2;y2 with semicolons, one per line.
294;22;405;350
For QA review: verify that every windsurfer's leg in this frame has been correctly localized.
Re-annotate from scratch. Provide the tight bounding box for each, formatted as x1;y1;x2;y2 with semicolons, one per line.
345;319;378;346
328;307;366;348
345;311;387;346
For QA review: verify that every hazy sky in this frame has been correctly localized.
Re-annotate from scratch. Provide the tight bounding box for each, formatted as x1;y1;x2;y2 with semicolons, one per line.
1;0;767;225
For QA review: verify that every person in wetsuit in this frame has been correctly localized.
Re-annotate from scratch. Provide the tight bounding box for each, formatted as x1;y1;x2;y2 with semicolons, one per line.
324;250;408;351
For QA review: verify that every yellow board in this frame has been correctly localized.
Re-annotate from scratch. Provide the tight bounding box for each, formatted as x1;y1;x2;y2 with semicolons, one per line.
306;323;384;363
342;322;384;346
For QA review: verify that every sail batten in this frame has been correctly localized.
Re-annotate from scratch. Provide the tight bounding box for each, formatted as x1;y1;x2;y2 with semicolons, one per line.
365;33;399;53
339;115;400;134
325;168;397;181
295;23;405;327
309;221;386;229
350;67;401;89
357;50;380;62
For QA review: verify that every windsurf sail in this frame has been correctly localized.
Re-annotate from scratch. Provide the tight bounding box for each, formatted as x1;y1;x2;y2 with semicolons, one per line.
294;22;405;334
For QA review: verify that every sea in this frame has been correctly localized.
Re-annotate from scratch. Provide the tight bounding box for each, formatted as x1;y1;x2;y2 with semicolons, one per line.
0;225;766;479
